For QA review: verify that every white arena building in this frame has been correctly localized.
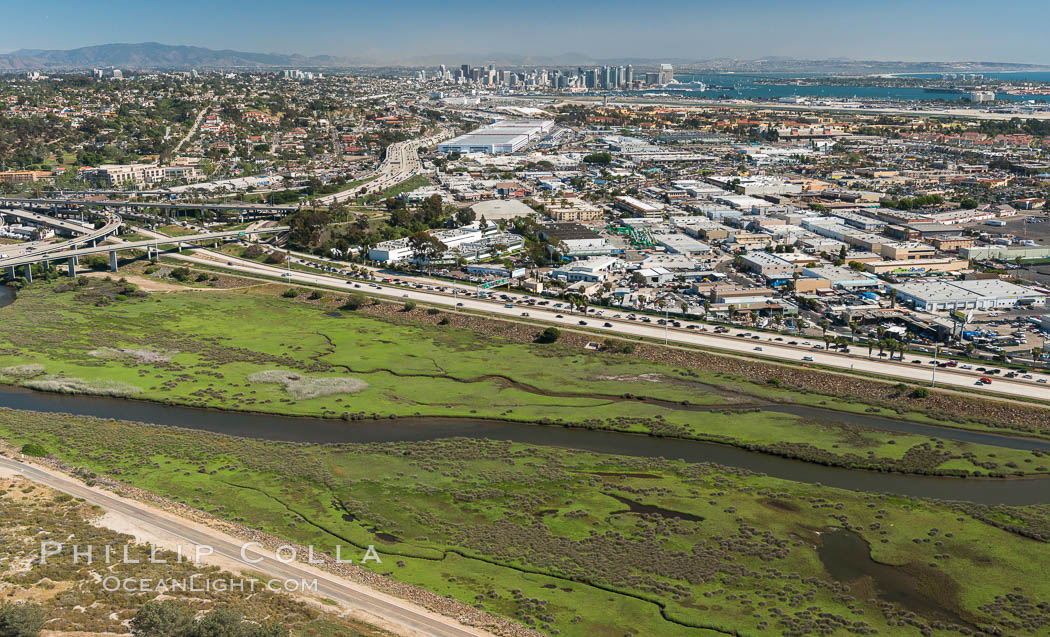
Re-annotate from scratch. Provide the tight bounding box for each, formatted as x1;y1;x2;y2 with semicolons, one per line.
438;120;554;155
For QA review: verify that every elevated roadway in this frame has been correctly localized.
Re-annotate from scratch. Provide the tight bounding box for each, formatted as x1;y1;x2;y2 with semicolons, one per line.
0;208;96;235
0;197;299;218
2;226;286;281
0;211;122;263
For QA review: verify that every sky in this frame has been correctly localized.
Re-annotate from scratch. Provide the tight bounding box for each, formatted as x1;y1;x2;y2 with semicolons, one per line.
7;0;1050;64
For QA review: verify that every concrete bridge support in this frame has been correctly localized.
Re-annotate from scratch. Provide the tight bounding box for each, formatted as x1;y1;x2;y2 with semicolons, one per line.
24;264;32;283
110;251;118;272
7;266;15;280
67;258;76;278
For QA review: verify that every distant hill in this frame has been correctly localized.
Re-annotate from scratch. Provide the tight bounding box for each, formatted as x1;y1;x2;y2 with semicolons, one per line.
0;42;1046;73
0;42;364;71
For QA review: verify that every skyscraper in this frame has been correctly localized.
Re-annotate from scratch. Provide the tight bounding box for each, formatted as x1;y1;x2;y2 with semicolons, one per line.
626;64;633;88
658;63;674;85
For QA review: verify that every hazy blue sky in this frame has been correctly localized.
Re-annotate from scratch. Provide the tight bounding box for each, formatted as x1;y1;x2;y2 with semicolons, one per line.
10;0;1050;63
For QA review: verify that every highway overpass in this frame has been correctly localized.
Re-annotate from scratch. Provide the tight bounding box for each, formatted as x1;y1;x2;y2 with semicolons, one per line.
0;212;123;262
0;208;96;236
2;226;287;281
0;197;300;219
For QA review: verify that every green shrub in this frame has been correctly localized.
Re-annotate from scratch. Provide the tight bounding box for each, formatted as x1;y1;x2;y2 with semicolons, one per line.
20;443;48;458
169;267;192;282
536;327;561;344
242;244;265;259
0;600;45;637
341;293;366;311
281;289;299;298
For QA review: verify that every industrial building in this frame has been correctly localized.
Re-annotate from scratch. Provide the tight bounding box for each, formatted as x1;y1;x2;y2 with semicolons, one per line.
438;120;554;155
890;280;1047;312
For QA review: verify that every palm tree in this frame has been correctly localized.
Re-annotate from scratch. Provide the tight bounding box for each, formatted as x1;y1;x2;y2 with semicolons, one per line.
848;321;859;343
820;319;830;340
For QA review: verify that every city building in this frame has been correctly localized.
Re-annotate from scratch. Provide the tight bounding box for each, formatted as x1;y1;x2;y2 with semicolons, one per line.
552;256;621;282
0;170;52;184
438;120;554;155
890;280;1047;312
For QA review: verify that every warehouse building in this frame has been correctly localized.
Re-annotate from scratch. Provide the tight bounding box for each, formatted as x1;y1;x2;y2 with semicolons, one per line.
438;120;554;154
890;280;1047;312
802;265;880;290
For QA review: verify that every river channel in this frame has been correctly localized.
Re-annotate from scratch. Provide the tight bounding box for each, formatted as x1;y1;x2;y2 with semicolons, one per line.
2;385;1049;505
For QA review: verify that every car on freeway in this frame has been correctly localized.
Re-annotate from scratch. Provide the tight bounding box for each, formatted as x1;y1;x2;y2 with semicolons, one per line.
604;322;613;327
912;359;922;364
556;314;563;318
802;356;814;362
754;346;763;351
1039;378;1048;384
521;312;529;317
456;302;464;307
578;320;587;325
978;377;992;384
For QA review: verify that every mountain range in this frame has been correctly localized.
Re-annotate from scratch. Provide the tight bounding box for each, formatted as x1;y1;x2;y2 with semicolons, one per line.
1;42;1047;73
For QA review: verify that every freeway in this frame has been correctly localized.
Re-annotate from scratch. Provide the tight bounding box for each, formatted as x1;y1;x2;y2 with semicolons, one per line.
316;128;456;204
0;457;492;637
143;232;1050;403
0;211;122;263
0;226;287;269
0;197;299;217
0;208;96;235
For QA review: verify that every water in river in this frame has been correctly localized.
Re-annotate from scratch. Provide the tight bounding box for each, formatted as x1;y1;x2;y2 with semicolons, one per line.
1;386;1048;505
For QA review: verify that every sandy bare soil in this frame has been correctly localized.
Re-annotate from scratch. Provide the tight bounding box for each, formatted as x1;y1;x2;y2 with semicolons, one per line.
79;271;255;293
